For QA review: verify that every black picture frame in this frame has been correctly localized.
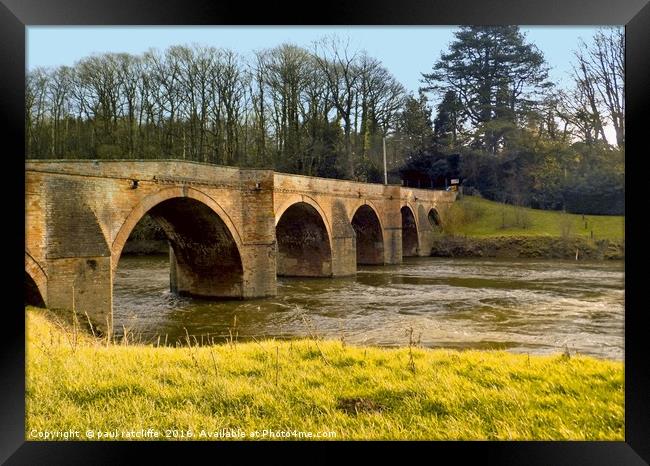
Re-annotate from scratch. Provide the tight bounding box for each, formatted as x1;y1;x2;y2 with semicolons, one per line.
3;0;648;464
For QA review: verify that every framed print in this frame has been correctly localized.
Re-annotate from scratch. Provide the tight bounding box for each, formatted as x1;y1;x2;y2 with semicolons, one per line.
3;0;649;463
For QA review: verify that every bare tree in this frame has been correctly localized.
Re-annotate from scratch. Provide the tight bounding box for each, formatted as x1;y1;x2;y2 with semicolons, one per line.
575;28;624;148
261;44;310;168
250;50;270;166
354;53;406;165
26;68;50;157
312;36;361;177
557;28;625;148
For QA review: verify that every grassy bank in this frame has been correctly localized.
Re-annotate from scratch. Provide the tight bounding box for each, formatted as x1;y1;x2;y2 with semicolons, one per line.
26;307;624;440
430;235;624;260
446;196;624;240
431;196;624;259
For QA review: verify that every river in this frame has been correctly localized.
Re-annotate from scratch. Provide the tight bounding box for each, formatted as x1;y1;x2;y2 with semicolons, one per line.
113;255;624;359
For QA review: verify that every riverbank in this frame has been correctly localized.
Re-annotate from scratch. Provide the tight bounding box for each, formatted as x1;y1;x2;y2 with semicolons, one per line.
446;195;624;240
430;235;624;260
26;307;623;440
432;195;624;259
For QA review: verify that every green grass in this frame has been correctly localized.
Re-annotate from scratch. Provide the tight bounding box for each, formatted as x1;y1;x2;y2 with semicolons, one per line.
26;307;624;441
447;196;624;240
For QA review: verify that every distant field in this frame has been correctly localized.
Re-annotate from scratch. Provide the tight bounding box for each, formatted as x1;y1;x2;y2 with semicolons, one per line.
26;307;623;441
447;196;624;240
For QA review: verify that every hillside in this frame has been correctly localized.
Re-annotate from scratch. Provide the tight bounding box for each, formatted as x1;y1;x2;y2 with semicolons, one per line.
444;195;624;241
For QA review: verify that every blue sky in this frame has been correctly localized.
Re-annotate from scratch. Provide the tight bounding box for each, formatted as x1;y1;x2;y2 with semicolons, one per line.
27;26;607;96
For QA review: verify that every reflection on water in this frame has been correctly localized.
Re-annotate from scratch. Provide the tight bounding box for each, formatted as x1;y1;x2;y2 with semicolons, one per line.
114;255;624;359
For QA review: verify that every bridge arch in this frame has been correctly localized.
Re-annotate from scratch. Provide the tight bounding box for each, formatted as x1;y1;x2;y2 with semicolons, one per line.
274;195;332;240
25;252;47;307
275;200;333;277
112;186;244;298
401;205;419;257
428;208;442;230
351;203;384;265
112;186;243;269
348;200;384;228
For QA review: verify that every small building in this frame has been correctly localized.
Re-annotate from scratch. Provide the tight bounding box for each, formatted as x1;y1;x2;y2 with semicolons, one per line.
396;152;461;190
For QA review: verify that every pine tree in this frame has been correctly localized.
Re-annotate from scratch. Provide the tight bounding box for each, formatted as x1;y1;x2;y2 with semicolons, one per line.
422;26;552;154
396;91;434;153
432;90;463;148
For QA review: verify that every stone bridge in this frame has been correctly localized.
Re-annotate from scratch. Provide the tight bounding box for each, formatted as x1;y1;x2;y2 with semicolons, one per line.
25;160;456;333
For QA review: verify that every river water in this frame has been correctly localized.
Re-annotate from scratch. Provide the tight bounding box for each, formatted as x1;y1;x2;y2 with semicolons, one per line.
113;255;624;359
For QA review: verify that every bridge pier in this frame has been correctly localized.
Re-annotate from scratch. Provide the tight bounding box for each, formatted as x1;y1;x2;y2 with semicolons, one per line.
240;242;277;298
168;247;241;298
382;186;404;265
331;234;357;276
330;200;357;276
46;257;113;334
382;227;403;265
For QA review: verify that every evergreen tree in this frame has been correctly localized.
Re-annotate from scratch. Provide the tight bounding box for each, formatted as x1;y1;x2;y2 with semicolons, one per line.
421;26;552;154
432;90;463;148
396;91;434;153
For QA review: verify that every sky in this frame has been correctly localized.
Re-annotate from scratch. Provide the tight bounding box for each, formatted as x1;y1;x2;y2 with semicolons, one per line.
26;26;618;142
26;26;607;93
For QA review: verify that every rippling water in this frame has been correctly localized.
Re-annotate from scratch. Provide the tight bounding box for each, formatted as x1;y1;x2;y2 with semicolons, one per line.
113;255;624;359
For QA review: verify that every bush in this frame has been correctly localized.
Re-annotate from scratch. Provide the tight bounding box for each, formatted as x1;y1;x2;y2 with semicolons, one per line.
440;200;485;236
563;182;624;215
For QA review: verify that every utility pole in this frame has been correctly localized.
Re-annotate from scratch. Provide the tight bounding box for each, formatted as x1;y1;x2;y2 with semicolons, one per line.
383;136;387;185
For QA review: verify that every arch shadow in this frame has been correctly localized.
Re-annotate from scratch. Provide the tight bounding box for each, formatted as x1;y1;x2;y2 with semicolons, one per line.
276;201;333;277
25;253;47;307
351;204;384;266
401;205;419;257
428;208;443;230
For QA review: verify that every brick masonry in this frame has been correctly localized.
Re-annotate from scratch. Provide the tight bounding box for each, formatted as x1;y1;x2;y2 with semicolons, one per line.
25;160;456;334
